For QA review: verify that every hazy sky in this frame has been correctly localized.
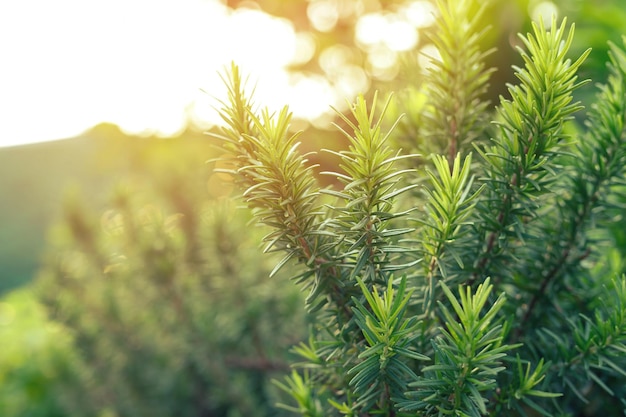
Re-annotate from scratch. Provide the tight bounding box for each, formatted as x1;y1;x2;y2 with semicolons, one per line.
0;0;558;148
0;0;334;147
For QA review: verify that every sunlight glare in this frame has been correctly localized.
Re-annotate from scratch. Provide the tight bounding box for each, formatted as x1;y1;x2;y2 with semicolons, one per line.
319;45;368;102
403;1;437;28
367;45;399;80
224;8;296;70
418;44;442;73
530;1;559;28
356;12;418;51
0;0;328;147
319;45;355;73
383;19;418;51
307;0;340;32
355;13;388;46
292;32;317;66
332;65;369;101
288;74;336;121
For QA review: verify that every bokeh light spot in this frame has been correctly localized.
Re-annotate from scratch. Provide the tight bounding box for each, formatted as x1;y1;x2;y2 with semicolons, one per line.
333;65;370;98
355;13;387;46
307;0;339;32
228;8;296;69
292;32;317;65
404;1;437;28
530;1;559;28
367;45;399;80
383;19;418;51
288;74;336;121
320;44;355;74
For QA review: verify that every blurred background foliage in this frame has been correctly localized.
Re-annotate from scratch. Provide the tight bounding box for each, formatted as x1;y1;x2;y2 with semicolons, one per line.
36;187;305;416
1;0;626;415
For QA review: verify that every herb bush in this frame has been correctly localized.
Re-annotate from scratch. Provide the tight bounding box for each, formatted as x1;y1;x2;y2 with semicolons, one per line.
211;0;626;415
36;180;306;417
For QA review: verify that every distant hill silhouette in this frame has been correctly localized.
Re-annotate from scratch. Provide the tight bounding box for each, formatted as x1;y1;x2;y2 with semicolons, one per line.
0;123;214;294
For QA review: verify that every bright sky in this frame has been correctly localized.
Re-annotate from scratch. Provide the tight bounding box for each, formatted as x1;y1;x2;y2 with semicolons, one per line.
0;0;337;148
0;0;555;148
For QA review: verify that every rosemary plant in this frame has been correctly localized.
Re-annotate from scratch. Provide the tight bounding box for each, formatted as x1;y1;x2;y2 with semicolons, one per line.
212;0;626;415
36;182;305;417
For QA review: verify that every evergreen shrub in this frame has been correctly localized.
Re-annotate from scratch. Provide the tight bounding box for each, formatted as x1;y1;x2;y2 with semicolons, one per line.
212;1;626;415
36;179;306;417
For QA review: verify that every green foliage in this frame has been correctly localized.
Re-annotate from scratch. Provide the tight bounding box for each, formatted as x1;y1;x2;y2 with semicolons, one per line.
470;16;591;287
35;179;306;417
349;276;427;410
0;289;81;417
421;0;495;158
213;0;626;415
419;153;482;314
275;371;326;417
214;65;324;285
399;279;515;416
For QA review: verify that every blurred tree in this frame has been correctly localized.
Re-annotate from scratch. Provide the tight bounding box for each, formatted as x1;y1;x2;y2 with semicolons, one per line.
0;289;83;417
35;163;306;416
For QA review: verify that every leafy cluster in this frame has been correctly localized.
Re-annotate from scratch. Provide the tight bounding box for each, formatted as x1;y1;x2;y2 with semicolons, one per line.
35;180;306;417
213;0;626;415
420;0;495;159
398;279;516;416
